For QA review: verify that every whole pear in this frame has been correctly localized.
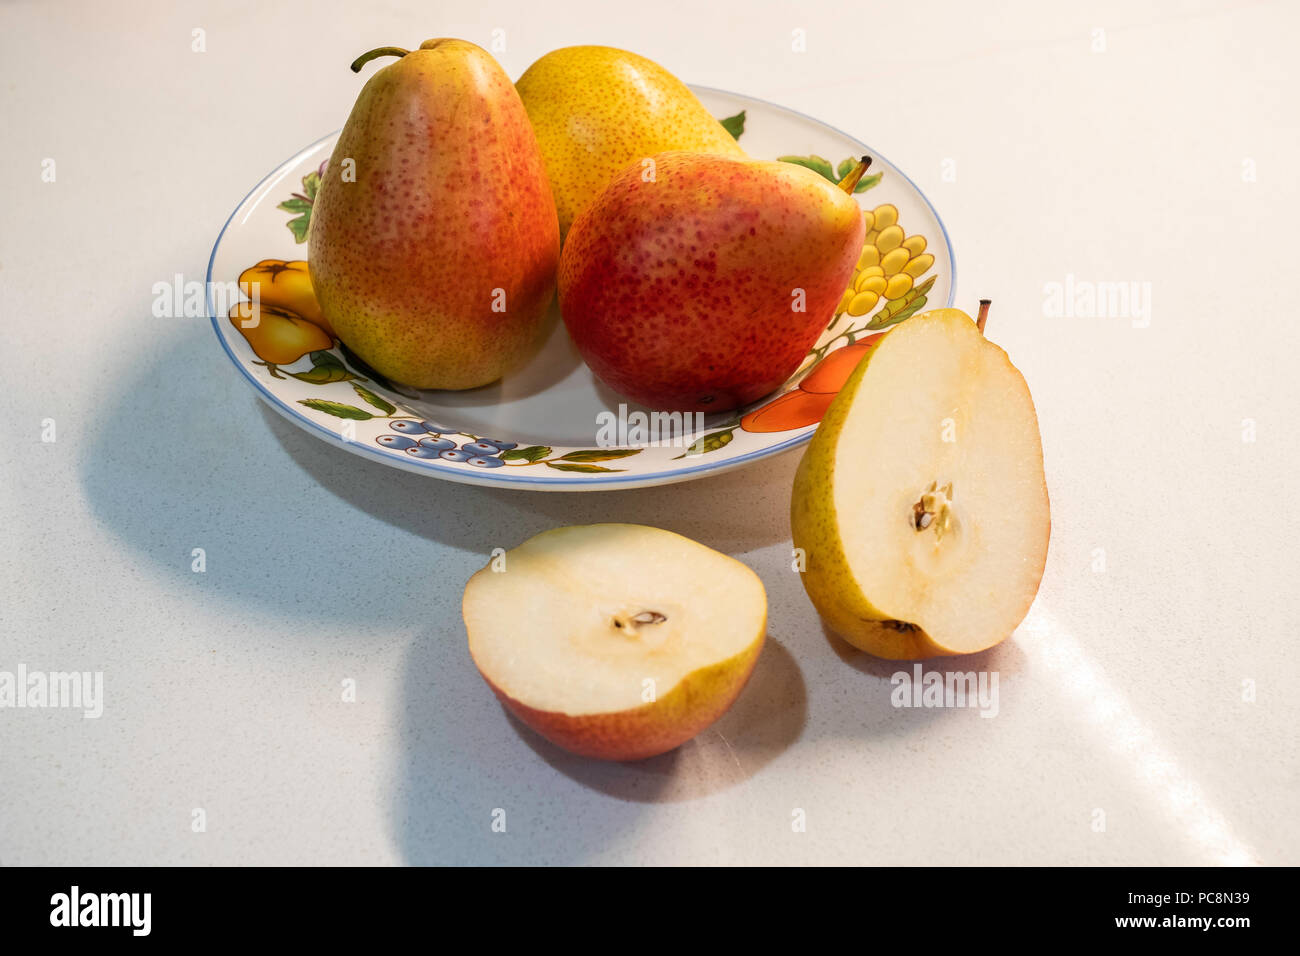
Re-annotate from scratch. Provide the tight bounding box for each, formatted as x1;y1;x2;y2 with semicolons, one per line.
309;40;560;390
558;151;868;412
516;46;745;238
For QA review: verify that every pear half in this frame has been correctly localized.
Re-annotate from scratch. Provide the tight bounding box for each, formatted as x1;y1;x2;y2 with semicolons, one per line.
464;524;766;761
791;308;1050;658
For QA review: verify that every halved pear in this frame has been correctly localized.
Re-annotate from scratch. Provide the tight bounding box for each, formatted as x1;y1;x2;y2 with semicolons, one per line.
463;524;766;761
791;307;1050;658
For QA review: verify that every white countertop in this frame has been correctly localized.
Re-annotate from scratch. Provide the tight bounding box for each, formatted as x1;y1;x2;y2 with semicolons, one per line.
1;0;1296;865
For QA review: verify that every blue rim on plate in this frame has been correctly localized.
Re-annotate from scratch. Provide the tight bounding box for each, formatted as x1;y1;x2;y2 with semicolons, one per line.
207;88;955;491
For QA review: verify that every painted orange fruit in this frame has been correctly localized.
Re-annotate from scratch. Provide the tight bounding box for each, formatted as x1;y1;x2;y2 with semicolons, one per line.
739;389;834;433
798;335;885;394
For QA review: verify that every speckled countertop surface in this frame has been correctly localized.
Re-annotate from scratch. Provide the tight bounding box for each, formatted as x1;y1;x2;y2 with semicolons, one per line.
1;0;1296;865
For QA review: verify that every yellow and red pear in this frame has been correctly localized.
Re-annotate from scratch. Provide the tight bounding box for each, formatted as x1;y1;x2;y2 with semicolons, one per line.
309;40;559;390
558;152;869;412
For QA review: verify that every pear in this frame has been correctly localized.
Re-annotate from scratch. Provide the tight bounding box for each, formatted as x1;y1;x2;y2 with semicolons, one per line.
464;524;767;761
308;40;560;390
790;306;1050;659
558;152;869;412
516;46;745;238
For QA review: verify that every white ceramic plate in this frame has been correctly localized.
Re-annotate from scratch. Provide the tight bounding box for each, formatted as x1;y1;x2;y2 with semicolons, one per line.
207;87;954;490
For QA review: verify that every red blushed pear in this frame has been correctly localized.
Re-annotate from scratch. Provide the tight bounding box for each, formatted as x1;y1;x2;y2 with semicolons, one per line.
308;40;560;390
558;153;870;412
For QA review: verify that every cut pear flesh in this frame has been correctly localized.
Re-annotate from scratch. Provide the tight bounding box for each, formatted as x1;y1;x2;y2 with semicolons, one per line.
795;309;1050;656
464;524;766;760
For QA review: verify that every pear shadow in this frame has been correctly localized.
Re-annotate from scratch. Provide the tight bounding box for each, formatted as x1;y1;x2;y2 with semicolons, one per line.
409;301;580;408
393;628;803;864
590;376;661;420
504;637;806;803
747;565;966;739
587;369;795;433
561;362;712;435
823;622;1027;680
814;622;1027;738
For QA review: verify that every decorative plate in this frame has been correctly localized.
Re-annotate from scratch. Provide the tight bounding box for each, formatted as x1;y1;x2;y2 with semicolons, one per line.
207;87;954;491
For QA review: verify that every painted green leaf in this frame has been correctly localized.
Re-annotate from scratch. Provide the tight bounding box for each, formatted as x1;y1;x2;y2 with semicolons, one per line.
778;154;835;180
557;449;642;463
719;110;746;140
351;382;396;414
888;296;927;324
297;399;373;420
501;445;551;462
546;462;625;474
865;275;937;330
854;173;883;193
285;215;309;244
280;170;318;244
784;155;882;193
674;427;735;458
281;350;354;384
284;364;354;385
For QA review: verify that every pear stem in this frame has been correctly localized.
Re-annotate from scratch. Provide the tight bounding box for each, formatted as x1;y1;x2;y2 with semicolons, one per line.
837;156;873;194
977;299;991;334
350;46;411;73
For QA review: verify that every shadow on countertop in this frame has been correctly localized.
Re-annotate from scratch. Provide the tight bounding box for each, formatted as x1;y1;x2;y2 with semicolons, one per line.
79;328;799;635
391;628;807;865
83;326;1020;864
80;327;812;863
